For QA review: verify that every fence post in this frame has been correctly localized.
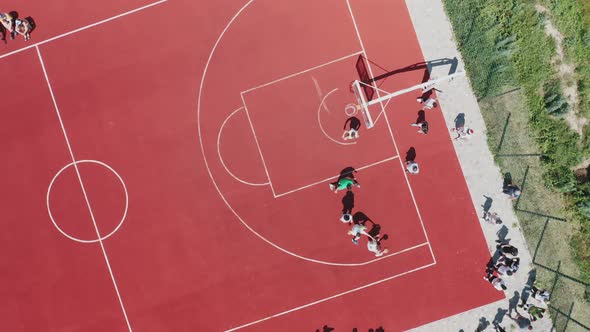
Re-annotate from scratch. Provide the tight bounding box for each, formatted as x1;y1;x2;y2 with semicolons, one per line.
533;218;550;263
496;112;511;153
515;165;529;210
562;302;575;332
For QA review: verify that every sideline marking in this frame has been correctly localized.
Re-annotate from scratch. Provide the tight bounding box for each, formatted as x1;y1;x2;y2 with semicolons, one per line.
224;261;436;331
0;0;167;60
218;107;270;186
47;160;129;243
345;0;437;264
196;0;428;267
316;87;357;146
241;50;363;94
37;46;132;332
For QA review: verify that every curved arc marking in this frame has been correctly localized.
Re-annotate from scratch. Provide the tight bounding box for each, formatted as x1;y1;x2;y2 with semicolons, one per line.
217;106;270;186
46;159;129;243
197;0;404;266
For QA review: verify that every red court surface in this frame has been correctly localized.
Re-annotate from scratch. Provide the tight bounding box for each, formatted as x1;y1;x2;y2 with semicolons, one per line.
0;0;503;331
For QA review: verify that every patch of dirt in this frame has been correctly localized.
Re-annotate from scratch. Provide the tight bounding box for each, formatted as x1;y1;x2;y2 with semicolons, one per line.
535;3;588;134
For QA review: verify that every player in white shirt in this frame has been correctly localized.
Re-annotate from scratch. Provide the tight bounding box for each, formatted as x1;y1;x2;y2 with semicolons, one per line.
367;234;389;257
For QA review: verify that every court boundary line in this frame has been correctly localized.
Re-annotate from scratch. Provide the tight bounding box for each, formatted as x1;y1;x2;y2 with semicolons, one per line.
274;155;399;198
316;87;357;146
345;0;437;264
0;0;168;60
240;50;363;95
36;46;133;332
218;107;270;186
224;260;436;331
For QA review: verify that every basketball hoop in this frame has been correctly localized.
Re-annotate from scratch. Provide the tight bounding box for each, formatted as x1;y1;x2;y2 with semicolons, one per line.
344;103;359;117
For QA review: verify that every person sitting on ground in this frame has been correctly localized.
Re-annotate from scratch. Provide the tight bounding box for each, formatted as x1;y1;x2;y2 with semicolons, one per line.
452;126;474;140
495;255;520;275
484;273;507;291
495;263;512;277
496;242;518;258
482;211;503;224
503;184;521;200
531;285;550;305
367;234;389;257
522;303;545;321
405;160;419;174
508;312;533;330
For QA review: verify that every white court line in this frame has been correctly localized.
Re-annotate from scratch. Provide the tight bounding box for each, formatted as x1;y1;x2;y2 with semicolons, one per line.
371;95;393;127
224;261;436;331
240;95;277;197
316;88;357;146
311;75;330;114
0;0;167;60
240;50;363;94
345;0;437;264
217;107;270;186
36;46;132;332
274;155;399;198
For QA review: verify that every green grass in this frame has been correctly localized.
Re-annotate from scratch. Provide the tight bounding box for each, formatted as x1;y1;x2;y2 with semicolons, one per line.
443;0;590;328
541;0;590;119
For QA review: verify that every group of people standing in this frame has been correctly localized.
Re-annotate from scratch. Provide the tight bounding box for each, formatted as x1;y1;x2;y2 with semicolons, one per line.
1;11;35;44
329;167;390;257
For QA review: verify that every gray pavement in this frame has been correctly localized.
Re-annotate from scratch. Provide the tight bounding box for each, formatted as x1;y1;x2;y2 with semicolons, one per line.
404;0;554;331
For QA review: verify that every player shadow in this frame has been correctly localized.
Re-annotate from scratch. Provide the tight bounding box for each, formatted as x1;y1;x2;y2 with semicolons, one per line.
338;166;357;179
367;223;382;238
482;195;493;215
454;113;466;129
508;291;520;315
315;325;334;332
415;110;426;124
352;211;374;226
367;57;459;85
405;147;417;162
493;307;508;325
496;225;509;244
342;190;354;215
475;317;490;331
519;269;537;306
502;172;513;190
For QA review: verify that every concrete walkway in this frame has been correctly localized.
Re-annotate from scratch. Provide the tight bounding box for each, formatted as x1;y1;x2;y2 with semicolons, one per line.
404;0;553;331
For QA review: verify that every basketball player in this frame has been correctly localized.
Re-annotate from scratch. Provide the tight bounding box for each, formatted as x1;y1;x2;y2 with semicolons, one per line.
342;116;361;140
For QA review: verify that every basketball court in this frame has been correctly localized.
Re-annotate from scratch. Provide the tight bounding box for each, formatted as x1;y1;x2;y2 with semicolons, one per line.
1;0;503;331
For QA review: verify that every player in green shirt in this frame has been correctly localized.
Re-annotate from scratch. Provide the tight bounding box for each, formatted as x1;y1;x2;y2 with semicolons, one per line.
329;177;360;193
